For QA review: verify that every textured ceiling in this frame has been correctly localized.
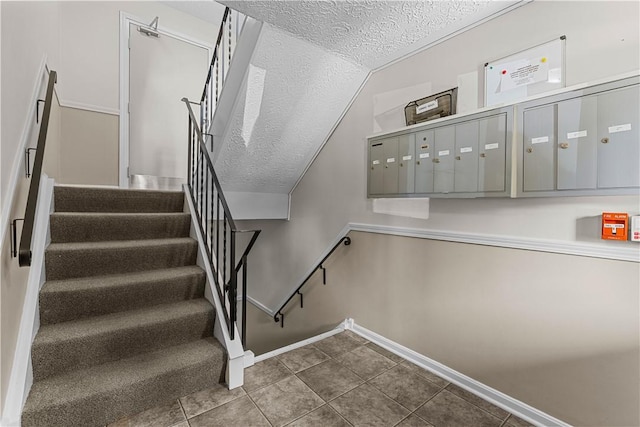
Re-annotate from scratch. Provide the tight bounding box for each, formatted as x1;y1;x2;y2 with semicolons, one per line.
221;0;513;69
215;24;368;193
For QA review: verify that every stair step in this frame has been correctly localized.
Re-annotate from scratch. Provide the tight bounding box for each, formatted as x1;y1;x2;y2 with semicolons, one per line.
54;186;184;213
32;299;214;381
22;338;223;427
45;238;198;280
40;266;206;325
50;212;192;243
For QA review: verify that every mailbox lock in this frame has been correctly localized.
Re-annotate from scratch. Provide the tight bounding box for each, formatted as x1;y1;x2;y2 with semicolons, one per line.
559;142;569;149
480;153;486;158
416;160;421;165
526;147;533;153
601;137;609;144
371;166;374;170
423;137;427;141
433;158;440;163
385;165;388;168
400;163;404;167
455;156;461;160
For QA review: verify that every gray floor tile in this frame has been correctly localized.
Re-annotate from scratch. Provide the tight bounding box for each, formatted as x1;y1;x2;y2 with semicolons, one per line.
287;404;352;427
365;342;405;364
170;422;188;427
250;376;324;427
297;359;363;401
243;357;293;393
108;399;185;427
415;390;503;427
278;344;331;373
342;330;369;344
369;364;441;411
330;383;410;426
395;413;433;426
400;361;449;388
336;345;396;380
446;384;509;420
313;332;363;358
504;414;535;427
179;383;246;418
188;395;270;427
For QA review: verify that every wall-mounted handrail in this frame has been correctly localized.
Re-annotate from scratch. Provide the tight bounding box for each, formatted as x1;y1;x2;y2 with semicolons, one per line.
274;236;352;327
18;70;57;267
182;97;260;347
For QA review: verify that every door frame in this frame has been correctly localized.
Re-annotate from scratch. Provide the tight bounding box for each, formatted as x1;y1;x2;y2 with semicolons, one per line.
118;12;213;188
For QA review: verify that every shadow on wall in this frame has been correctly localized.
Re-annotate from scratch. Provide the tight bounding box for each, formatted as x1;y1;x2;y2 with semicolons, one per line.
576;215;638;246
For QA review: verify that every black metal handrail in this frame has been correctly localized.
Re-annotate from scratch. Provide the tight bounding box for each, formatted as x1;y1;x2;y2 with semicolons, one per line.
200;6;231;135
182;97;260;347
18;70;57;267
274;236;352;327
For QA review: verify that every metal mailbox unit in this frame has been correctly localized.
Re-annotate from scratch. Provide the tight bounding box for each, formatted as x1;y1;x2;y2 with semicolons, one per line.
367;106;514;198
515;75;640;197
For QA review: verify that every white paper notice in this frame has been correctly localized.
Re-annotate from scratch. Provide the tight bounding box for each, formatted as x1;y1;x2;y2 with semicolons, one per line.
499;58;549;92
460;147;473;153
416;99;438;115
372;160;380;165
567;130;587;139
419;153;430;159
485;143;499;150
386;158;395;163
438;150;450;156
609;123;632;133
531;136;550;144
402;155;412;161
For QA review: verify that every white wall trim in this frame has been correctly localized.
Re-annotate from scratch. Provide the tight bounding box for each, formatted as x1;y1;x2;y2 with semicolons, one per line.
1;176;54;426
0;56;49;254
252;320;348;364
57;99;120;116
348;222;640;263
118;12;214;189
345;319;571;427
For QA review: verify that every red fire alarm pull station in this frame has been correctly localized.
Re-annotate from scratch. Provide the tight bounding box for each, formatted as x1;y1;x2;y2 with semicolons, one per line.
602;212;629;241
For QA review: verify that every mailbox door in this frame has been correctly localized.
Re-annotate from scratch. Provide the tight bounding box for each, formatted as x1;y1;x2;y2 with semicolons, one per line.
414;130;435;194
523;105;556;192
478;114;507;192
597;85;640;188
369;141;384;195
382;137;399;194
398;134;416;194
454;121;479;193
557;96;597;190
433;126;456;193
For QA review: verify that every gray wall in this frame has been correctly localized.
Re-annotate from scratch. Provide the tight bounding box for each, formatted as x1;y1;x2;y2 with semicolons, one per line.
241;2;640;426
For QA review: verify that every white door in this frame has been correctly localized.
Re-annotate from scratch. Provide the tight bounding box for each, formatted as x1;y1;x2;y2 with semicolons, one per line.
128;23;209;186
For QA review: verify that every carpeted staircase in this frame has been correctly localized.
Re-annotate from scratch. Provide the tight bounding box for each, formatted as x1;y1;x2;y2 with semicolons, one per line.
21;186;225;427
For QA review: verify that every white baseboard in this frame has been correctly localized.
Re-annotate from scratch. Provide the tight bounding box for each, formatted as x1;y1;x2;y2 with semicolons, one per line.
252;320;348;364
345;319;571;427
1;176;54;426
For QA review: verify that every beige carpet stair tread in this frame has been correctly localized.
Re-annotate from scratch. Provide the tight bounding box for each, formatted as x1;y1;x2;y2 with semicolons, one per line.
22;338;223;426
41;266;204;295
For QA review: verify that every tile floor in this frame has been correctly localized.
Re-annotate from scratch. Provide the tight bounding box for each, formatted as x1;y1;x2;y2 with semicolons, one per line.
109;331;533;427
